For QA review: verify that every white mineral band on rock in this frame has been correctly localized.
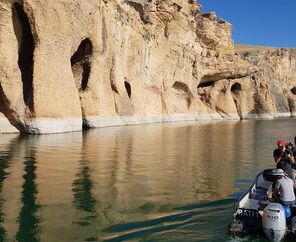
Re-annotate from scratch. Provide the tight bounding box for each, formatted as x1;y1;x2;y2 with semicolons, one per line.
241;112;292;119
83;113;241;128
0;112;294;134
20;118;83;134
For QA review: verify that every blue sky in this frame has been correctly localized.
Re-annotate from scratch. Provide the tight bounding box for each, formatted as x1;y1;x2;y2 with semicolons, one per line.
199;0;296;48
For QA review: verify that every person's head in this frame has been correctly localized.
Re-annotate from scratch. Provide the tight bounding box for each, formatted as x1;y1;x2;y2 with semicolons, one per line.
277;140;286;150
273;168;285;179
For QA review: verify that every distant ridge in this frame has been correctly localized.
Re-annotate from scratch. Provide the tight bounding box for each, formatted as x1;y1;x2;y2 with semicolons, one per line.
235;44;279;52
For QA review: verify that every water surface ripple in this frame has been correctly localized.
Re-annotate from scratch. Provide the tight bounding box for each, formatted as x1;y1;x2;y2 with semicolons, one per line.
0;119;295;241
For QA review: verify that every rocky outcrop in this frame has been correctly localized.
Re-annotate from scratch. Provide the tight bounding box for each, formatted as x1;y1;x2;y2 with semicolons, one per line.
233;47;296;118
0;0;295;134
196;47;296;120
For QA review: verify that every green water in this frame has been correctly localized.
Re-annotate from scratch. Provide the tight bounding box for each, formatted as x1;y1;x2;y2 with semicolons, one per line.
0;119;295;242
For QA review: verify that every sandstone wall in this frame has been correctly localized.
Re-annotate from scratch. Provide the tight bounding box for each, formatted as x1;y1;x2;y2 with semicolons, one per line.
234;48;296;118
0;0;295;134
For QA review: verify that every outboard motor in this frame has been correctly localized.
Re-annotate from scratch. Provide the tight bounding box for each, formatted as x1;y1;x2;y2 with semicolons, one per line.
262;203;286;242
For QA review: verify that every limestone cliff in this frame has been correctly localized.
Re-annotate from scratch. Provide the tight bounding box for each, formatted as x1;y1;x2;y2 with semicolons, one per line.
233;46;296;118
0;0;295;134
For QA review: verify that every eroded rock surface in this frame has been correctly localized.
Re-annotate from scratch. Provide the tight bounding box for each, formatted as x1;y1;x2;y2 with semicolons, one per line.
0;0;295;134
234;47;296;118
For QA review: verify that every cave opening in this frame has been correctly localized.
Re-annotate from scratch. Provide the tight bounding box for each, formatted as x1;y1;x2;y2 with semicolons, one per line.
291;87;296;95
172;81;192;108
231;82;242;94
197;81;213;89
124;81;131;98
172;81;190;93
12;3;35;111
71;39;93;92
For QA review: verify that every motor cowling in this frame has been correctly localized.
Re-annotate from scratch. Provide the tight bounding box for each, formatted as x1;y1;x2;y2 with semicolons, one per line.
262;203;286;242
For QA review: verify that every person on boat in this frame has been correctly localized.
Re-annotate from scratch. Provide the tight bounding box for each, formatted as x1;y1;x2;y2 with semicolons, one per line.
273;140;295;180
272;169;296;206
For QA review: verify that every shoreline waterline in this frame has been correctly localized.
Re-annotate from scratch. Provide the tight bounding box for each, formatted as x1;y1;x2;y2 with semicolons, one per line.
0;112;294;134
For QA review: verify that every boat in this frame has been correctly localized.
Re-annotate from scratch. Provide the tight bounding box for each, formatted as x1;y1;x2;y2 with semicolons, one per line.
229;168;296;241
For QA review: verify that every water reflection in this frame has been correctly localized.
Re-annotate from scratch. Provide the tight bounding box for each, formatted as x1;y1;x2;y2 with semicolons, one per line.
16;136;40;242
0;135;19;241
72;132;97;241
72;161;97;215
0;119;295;241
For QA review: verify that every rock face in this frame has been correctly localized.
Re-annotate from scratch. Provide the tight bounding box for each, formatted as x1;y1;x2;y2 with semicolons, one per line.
0;0;295;134
233;47;296;118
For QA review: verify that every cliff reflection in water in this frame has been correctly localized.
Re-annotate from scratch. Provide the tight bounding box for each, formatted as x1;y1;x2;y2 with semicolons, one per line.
0;135;41;241
0;135;16;241
16;136;40;242
0;119;295;241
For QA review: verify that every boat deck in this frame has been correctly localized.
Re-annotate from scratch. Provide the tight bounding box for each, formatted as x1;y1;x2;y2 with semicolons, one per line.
240;176;273;210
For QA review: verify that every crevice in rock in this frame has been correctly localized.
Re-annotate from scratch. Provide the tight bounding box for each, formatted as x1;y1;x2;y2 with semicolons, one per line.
71;39;93;92
230;82;241;94
124;81;132;98
230;82;242;118
201;72;251;83
197;81;213;88
109;58;119;115
172;81;193;108
110;61;119;94
12;3;35;112
291;87;296;95
71;39;93;129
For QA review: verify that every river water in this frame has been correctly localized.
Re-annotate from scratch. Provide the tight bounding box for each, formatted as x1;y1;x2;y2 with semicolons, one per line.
0;118;295;242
